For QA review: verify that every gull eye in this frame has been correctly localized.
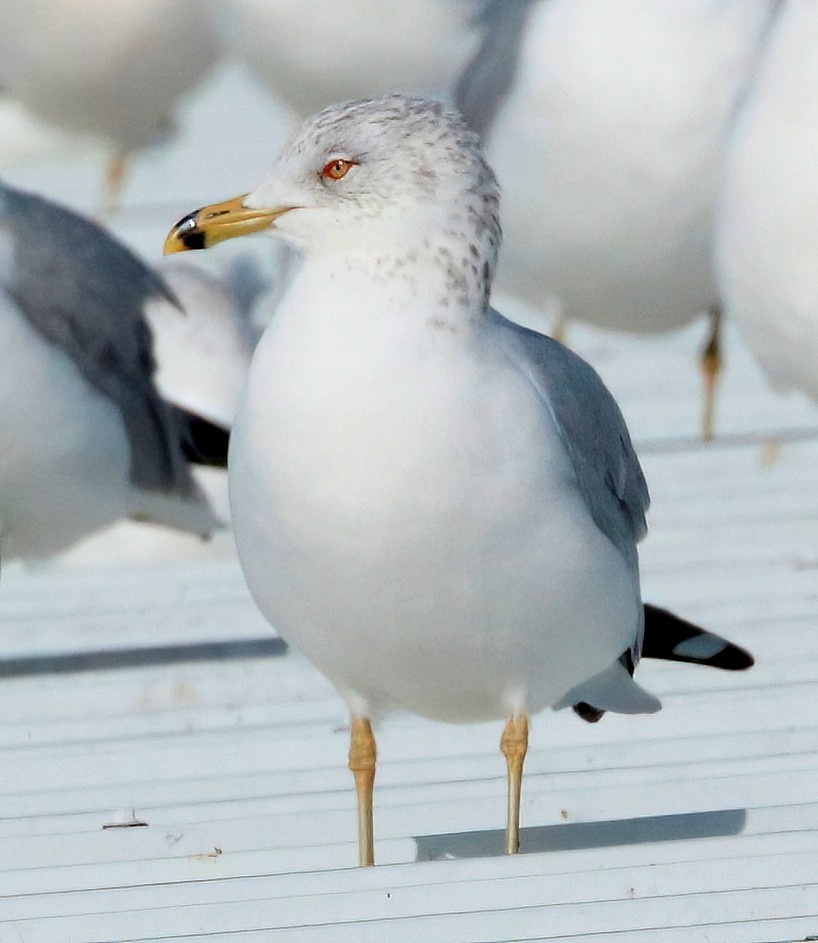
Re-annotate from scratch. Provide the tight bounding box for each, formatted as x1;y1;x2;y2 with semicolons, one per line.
321;158;357;181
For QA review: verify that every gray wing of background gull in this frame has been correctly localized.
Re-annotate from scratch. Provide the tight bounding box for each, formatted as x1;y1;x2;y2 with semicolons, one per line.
0;182;227;496
455;0;539;139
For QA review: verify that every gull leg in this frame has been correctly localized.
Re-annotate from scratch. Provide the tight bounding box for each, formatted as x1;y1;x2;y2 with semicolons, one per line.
500;714;529;854
552;313;568;345
102;153;129;216
700;304;722;442
348;715;377;867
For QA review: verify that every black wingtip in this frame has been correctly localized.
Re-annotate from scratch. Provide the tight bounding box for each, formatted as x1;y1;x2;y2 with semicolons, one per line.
170;406;230;469
642;604;754;672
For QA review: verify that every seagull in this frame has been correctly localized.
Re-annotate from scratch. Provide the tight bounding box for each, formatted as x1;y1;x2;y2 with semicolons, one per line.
456;0;781;439
165;95;753;866
0;0;220;212
50;256;263;568
0;180;228;563
716;0;818;405
208;0;482;117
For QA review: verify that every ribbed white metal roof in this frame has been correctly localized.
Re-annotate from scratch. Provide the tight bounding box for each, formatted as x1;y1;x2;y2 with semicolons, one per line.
0;62;816;943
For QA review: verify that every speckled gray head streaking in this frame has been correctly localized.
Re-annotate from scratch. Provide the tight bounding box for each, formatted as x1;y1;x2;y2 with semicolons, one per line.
250;95;503;308
0;180;199;496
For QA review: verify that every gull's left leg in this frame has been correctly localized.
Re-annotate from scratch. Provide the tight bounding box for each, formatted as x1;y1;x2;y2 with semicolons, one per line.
348;715;377;867
700;304;723;442
500;714;529;854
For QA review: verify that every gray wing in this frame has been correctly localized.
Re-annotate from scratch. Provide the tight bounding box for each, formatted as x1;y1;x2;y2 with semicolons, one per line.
0;182;197;497
489;309;649;565
455;0;538;139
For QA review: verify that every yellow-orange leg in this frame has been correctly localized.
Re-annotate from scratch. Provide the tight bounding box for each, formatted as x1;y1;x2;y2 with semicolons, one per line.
552;313;568;345
348;716;377;867
102;153;129;216
500;714;529;854
701;304;723;442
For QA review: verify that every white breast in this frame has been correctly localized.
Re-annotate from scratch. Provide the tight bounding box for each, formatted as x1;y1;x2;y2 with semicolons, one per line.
229;265;639;722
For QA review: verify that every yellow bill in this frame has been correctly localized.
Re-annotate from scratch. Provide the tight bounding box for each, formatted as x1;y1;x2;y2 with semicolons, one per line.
163;194;291;254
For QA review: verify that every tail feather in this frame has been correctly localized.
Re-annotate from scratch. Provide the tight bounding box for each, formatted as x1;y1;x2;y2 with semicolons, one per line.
642;604;754;671
571;604;753;724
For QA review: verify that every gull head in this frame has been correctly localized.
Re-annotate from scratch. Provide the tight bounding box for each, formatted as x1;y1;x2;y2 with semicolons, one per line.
164;95;501;284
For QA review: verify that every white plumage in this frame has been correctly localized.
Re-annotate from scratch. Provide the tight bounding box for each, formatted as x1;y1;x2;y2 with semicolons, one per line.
476;0;778;335
168;96;655;726
0;287;133;558
231;254;641;722
209;0;480;116
165;94;755;865
716;0;818;404
0;184;223;561
0;0;220;207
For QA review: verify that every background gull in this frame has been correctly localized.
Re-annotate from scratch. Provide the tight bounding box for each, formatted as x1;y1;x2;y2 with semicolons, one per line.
166;94;752;867
147;257;263;429
0;181;228;563
456;0;781;439
716;0;818;408
207;0;483;117
59;255;265;567
0;0;220;212
0;94;87;168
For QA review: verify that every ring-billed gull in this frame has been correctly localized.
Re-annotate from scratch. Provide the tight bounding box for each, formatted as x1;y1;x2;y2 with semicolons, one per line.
165;95;753;866
456;0;780;439
0;181;227;562
0;0;219;212
716;0;818;405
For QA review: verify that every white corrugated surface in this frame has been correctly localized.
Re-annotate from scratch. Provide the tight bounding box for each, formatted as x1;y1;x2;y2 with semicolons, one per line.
0;62;817;943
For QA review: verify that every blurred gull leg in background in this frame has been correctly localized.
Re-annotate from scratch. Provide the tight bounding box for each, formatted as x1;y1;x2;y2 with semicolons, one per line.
0;0;221;213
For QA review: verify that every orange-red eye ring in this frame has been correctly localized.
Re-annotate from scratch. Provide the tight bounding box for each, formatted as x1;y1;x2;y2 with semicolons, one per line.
321;158;357;181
